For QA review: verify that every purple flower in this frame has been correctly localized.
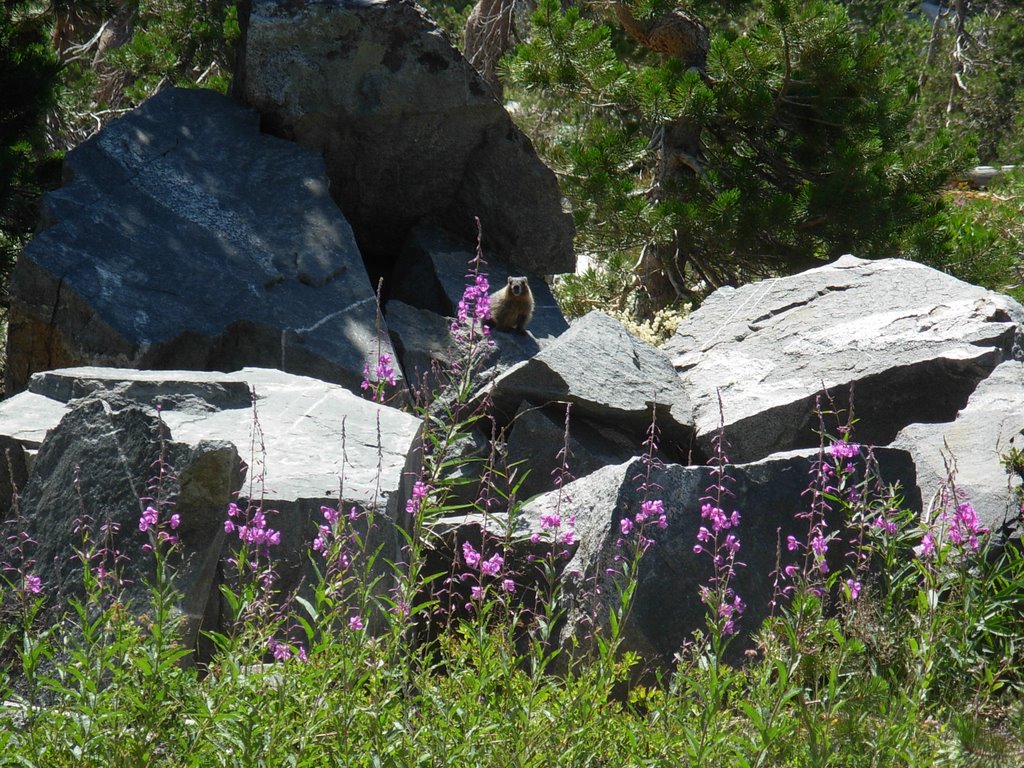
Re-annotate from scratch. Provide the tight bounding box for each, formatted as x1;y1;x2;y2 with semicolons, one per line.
828;440;860;459
620;518;633;536
846;579;862;601
168;514;180;530
470;585;484;601
349;615;364;631
269;639;291;661
786;535;799;551
784;564;799;577
321;505;339;525
138;506;159;533
540;512;561;529
24;574;42;594
480;552;504;577
462;541;481;570
561;530;576;546
405;481;430;515
501;578;516;593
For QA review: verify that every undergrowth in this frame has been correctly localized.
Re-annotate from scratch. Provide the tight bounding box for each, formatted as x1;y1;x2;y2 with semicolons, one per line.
1;241;1023;767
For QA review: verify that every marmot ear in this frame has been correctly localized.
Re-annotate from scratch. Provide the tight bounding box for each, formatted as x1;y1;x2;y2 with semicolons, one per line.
508;276;514;286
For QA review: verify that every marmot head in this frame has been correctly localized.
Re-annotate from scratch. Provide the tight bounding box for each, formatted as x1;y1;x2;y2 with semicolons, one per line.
507;276;529;296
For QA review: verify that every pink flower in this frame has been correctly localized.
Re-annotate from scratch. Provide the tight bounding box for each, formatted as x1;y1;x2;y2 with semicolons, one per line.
462;541;481;569
24;574;42;594
561;530;576;546
828;440;860;459
405;481;429;515
349;615;364;631
138;506;159;533
168;514;180;530
920;532;936;559
846;579;862;601
620;518;633;536
321;505;339;524
501;578;516;593
480;552;504;576
786;535;799;551
470;585;484;601
540;512;561;529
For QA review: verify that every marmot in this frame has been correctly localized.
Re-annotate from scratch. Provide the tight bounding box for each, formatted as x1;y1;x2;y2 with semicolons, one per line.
487;276;534;334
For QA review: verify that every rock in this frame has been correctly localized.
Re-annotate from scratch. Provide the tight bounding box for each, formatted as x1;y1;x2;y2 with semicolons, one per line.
664;256;1024;463
19;393;238;660
490;312;698;464
235;0;574;274
504;401;637;502
6;87;399;397
520;447;920;672
892;360;1024;537
5;367;422;653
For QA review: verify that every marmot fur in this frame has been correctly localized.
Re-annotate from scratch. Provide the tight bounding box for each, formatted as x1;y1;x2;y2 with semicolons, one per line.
487;276;534;334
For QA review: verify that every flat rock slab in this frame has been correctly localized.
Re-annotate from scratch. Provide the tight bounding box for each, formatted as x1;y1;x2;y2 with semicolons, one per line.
664;256;1024;463
6;87;399;396
892;360;1024;536
490;312;697;463
236;0;574;273
23;367;421;520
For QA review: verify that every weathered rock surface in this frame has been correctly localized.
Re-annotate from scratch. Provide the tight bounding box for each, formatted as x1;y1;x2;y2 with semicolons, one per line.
893;360;1024;536
6;87;398;397
235;0;575;274
665;256;1024;463
504;401;637;502
490;311;698;463
4;367;421;653
520;448;921;669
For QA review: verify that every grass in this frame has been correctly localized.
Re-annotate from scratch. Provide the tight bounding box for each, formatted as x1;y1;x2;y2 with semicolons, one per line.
2;236;1024;768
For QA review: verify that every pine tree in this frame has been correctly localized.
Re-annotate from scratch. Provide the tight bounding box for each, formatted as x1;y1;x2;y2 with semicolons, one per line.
507;0;962;314
0;1;61;287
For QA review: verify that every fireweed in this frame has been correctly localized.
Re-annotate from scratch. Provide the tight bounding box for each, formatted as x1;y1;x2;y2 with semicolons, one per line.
692;424;745;646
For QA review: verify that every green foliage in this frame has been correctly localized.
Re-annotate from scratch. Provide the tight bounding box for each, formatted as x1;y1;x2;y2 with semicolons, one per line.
0;1;61;285
930;172;1024;302
507;0;961;306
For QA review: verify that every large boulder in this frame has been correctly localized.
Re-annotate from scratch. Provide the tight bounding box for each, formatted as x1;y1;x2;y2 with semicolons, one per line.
6;87;399;397
520;447;920;671
4;367;422;654
892;360;1024;537
664;256;1024;463
234;0;574;274
490;312;698;464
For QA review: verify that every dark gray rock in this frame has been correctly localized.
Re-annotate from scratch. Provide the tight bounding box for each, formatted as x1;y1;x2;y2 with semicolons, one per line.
235;1;574;274
892;360;1024;537
384;300;458;399
664;255;1024;463
520;447;920;672
504;401;637;502
490;312;698;464
20;394;239;659
6;87;399;397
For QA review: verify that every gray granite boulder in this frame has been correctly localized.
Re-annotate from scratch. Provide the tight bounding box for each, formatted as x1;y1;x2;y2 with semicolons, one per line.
235;0;574;274
664;256;1024;463
892;360;1024;537
520;447;920;671
6;87;399;397
2;367;421;655
490;311;698;464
